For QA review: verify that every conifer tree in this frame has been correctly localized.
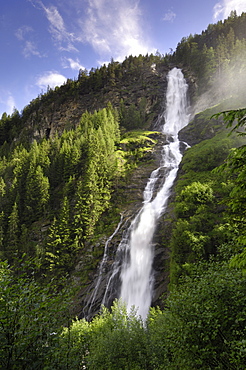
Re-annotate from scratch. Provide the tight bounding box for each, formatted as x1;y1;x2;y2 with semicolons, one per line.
0;211;5;257
25;165;50;222
46;196;78;273
7;202;20;259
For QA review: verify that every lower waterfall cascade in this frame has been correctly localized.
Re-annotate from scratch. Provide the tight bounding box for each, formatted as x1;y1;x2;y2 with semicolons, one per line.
86;67;190;320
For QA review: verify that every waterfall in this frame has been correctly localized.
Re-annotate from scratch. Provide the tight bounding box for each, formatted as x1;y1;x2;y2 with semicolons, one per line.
85;67;189;321
83;214;125;318
120;67;190;319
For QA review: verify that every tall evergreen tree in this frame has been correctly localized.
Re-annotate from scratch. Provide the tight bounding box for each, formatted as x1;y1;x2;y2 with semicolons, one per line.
25;165;50;222
6;202;20;259
46;196;78;273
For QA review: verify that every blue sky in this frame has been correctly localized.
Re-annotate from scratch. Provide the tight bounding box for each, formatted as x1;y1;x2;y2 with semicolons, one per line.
1;0;246;117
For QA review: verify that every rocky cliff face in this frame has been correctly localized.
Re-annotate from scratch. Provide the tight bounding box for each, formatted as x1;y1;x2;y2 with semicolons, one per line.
22;64;172;142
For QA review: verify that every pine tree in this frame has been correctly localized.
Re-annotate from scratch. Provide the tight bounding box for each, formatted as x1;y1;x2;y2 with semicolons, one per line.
0;211;5;258
25;165;50;222
46;196;78;273
7;202;20;259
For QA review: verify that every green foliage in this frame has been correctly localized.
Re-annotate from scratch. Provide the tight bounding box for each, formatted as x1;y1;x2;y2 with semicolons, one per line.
49;317;90;369
74;108;120;238
39;264;246;369
46;196;79;274
0;105;124;276
25;164;50;222
180;130;238;174
148;262;246;369
217;144;246;272
169;108;246;285
0;261;70;370
0;14;246;369
168;107;246;370
55;300;149;370
0;99;160;282
172;182;216;270
173;12;246;96
0;110;22;146
1;261;245;369
119;100;145;129
206;108;246;272
6;202;20;260
117;130;158;174
212;107;246;135
175;181;214;217
87;302;148;369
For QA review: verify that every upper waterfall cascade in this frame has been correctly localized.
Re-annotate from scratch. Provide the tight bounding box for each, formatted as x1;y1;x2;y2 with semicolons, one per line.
120;67;190;319
85;67;190;320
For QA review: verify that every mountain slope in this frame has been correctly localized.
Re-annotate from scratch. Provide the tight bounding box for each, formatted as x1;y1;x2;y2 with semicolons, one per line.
0;10;246;321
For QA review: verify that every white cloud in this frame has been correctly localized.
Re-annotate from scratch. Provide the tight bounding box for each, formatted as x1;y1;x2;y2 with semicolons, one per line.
15;25;33;41
213;0;246;20
29;0;155;62
41;3;78;52
62;57;85;71
15;25;44;58
29;0;78;52
23;41;43;58
163;10;176;22
36;71;67;90
79;0;154;61
6;95;15;114
0;91;16;115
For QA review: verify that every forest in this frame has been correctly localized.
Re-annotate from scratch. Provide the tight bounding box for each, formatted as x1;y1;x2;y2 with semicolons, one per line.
1;11;246;370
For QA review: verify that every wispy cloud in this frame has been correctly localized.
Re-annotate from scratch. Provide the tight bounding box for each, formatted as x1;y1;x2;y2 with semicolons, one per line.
62;57;85;71
6;95;15;114
163;10;176;22
15;25;44;58
36;71;67;90
29;0;154;62
23;41;43;58
40;2;78;52
79;0;154;61
15;25;33;41
213;0;246;20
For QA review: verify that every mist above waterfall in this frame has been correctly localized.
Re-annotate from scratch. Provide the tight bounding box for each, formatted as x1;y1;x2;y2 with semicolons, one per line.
192;48;246;116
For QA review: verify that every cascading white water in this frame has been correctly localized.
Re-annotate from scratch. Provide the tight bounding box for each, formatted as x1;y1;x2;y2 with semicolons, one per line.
120;67;190;319
83;214;125;318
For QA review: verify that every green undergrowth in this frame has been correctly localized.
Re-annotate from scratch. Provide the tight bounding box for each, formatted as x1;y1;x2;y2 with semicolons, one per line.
176;129;245;192
169;127;246;287
116;130;160;174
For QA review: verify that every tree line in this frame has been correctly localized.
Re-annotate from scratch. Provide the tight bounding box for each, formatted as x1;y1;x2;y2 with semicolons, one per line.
0;105;120;277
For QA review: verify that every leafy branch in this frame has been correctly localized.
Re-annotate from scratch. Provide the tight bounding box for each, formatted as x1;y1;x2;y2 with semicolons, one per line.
212;108;246;135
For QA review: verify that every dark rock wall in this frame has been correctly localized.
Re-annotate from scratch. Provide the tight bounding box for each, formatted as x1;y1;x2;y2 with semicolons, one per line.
22;65;172;142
